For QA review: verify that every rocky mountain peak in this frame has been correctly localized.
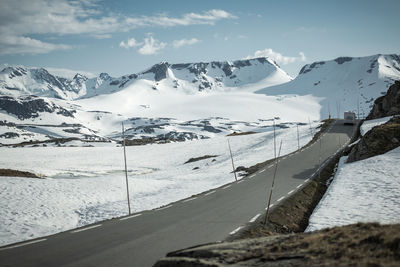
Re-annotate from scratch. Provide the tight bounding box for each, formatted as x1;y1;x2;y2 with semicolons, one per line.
143;62;170;81
72;73;88;82
99;73;111;80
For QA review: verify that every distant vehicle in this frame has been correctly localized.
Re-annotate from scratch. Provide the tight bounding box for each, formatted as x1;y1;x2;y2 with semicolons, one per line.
344;111;356;125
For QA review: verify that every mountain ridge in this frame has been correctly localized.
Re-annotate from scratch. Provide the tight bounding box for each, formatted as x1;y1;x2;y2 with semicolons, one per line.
257;54;400;118
0;57;291;101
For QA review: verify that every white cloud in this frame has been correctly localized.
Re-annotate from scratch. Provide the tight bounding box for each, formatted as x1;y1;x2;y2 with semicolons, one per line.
247;48;307;65
119;38;142;49
125;9;236;28
0;0;236;55
172;38;199;48
0;35;71;55
138;36;167;55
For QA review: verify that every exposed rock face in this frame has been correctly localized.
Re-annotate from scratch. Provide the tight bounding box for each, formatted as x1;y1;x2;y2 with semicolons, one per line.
346;81;400;162
143;62;170;81
0;96;75;120
154;223;400;267
367;80;400;119
347;117;400;163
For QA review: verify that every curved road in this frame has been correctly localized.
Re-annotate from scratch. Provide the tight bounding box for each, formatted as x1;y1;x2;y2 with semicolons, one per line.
0;120;357;267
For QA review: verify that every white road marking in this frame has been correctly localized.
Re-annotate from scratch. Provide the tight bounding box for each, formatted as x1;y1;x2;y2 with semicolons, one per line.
183;197;197;203
265;203;274;210
0;238;47;251
277;196;285;202
229;226;244;235
156;205;173;211
297;184;302;189
249;174;256;178
260;169;266;173
249;213;261;223
305;178;310;182
71;224;102;233
237;180;244;183
119;214;142;221
222;185;231;189
204;190;216;196
288;190;294;195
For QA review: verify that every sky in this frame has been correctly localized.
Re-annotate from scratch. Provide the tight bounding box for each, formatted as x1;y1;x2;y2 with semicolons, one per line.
0;0;399;78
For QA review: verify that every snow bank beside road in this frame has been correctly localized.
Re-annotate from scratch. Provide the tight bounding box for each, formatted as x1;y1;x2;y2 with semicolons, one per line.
307;147;400;232
360;116;393;136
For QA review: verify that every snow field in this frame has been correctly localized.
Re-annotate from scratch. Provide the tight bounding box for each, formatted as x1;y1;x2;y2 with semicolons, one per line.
0;122;318;246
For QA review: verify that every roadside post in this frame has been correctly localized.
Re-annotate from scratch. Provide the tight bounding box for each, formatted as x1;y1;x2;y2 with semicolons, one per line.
297;124;300;150
227;139;237;181
264;140;283;225
122;122;132;215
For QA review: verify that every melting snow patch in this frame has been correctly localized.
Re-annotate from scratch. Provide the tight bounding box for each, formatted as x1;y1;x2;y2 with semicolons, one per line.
306;147;400;232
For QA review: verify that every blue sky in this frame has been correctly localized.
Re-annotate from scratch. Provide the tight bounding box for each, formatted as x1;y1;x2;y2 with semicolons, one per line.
0;0;399;77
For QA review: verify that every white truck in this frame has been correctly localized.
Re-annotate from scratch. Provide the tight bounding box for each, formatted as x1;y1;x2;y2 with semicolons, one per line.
344;111;356;125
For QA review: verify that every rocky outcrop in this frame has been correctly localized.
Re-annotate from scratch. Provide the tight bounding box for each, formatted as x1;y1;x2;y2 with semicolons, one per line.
347;116;400;162
367;80;400;119
154;223;400;267
346;81;400;162
0;96;75;120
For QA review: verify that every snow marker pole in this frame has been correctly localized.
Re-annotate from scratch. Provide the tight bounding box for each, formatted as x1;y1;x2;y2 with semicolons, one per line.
273;119;276;160
227;139;237;182
319;138;322;180
297;124;300;150
122;122;131;215
264;140;283;225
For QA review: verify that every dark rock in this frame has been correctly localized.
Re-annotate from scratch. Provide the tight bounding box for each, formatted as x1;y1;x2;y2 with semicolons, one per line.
188;63;208;76
155;223;400;267
0;96;75;120
202;125;222;133
299;61;325;75
334;57;353;64
109;80;120;86
222;63;233;76
128;74;138;79
347;117;400;162
367;81;400;119
184;155;218;164
0;132;19;138
171;63;191;70
143;62;170;81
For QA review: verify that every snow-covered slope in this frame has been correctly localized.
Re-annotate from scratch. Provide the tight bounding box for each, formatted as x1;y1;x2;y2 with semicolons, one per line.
0;57;304;145
257;54;400;119
306;146;400;232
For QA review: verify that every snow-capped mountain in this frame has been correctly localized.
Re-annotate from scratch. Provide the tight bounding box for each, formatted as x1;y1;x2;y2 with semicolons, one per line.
1;54;399;146
0;66;113;100
257;54;400;118
0;57;291;102
0;57;300;145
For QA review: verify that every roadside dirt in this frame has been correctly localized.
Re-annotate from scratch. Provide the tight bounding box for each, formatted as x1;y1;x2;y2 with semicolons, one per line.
0;168;42;178
155;222;400;266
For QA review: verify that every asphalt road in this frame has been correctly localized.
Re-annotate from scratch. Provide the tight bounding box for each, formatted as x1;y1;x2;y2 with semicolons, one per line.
0;120;357;267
